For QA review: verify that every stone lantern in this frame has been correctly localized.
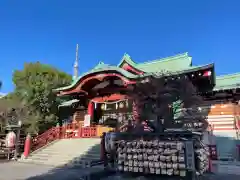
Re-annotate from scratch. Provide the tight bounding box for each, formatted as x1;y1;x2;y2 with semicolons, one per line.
5;110;22;160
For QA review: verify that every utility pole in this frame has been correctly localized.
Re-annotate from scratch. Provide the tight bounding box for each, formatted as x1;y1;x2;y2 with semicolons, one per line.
73;44;79;80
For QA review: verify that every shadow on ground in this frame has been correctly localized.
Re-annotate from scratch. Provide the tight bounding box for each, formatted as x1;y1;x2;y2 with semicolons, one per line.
24;143;104;180
213;135;240;161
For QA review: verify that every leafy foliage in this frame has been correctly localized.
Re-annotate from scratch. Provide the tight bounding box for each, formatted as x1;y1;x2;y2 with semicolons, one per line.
0;93;24;133
10;62;72;134
127;72;208;132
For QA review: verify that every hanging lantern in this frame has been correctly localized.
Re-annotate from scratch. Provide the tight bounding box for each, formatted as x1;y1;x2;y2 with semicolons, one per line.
203;70;212;77
101;104;105;110
119;102;124;108
126;100;129;108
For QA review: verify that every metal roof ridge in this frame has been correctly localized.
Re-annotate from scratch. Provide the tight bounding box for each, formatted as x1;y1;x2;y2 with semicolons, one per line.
190;63;214;68
136;52;189;66
216;72;240;79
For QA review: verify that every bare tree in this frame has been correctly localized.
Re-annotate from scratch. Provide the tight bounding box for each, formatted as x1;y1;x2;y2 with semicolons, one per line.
126;72;208;133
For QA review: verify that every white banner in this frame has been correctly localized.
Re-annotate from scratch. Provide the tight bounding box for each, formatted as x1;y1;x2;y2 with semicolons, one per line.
84;114;91;127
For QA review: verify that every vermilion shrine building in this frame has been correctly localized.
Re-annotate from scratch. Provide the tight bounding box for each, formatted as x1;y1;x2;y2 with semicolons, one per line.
54;52;240;159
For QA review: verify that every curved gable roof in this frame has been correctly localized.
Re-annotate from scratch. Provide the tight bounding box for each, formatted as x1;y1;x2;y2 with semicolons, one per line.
54;66;138;91
54;52;217;93
118;53;136;67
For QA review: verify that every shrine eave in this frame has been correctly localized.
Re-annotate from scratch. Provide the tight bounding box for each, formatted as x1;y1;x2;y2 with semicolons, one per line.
167;63;214;76
53;66;139;92
214;73;240;91
54;63;215;95
54;52;194;93
58;99;80;107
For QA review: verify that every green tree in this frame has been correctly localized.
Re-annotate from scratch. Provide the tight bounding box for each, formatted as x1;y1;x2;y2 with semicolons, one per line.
0;93;24;133
12;62;72;134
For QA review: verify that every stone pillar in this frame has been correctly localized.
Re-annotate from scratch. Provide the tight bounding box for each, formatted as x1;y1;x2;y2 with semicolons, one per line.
23;134;31;158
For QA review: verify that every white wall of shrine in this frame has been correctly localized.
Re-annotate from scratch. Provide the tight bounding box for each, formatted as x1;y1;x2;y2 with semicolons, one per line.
202;102;240;160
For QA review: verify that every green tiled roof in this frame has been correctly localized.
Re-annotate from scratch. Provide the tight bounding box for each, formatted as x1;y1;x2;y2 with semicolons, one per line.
214;73;240;91
170;63;214;75
136;52;192;72
54;52;217;92
118;53;137;67
118;52;192;73
92;61;109;70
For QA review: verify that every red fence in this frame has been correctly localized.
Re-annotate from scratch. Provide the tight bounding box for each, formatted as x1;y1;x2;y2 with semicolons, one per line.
26;123;221;161
31;125;100;152
32;127;61;151
61;126;97;139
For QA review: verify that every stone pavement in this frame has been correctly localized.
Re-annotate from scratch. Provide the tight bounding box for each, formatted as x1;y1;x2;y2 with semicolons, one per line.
0;162;103;180
0;162;55;180
212;160;240;175
1;161;240;180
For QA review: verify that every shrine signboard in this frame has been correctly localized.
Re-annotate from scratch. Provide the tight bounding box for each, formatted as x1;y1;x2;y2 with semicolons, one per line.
84;114;91;127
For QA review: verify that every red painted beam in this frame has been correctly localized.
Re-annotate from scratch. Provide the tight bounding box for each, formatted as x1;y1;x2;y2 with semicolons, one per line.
91;94;129;103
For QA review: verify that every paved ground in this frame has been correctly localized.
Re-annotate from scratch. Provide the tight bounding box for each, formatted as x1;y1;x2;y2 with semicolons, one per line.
1;161;240;180
0;162;54;180
0;162;105;180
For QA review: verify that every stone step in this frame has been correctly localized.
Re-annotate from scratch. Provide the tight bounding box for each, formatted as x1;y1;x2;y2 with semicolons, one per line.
24;155;99;161
20;138;102;167
40;143;100;148
31;149;101;157
34;148;100;154
51;138;101;144
21;157;97;167
26;157;99;164
31;152;100;159
39;147;100;154
26;155;100;163
39;146;99;151
43;144;100;149
24;157;100;164
21;159;71;167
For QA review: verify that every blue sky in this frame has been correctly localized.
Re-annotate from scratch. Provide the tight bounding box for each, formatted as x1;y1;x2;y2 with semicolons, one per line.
0;0;239;93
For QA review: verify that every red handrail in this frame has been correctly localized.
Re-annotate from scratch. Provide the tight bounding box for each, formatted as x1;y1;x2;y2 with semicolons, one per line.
30;123;102;152
31;127;60;151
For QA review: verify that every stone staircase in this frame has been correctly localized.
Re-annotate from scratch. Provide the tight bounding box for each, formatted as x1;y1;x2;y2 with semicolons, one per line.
20;138;101;167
